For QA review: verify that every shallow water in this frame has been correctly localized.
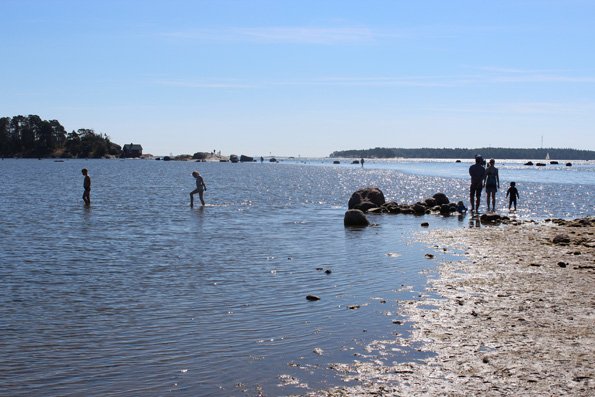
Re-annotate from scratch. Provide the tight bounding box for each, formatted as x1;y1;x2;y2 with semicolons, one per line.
0;158;593;396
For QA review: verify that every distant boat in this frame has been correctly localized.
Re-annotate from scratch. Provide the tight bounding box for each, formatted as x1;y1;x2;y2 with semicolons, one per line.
333;160;340;164
545;152;550;160
524;161;534;166
550;161;559;165
536;162;546;167
229;154;239;163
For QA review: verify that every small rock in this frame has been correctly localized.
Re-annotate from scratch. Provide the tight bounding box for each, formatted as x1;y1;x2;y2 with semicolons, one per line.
482;357;490;364
425;253;434;259
558;262;568;268
348;305;360;310
324;269;332;274
552;234;571;245
421;222;430;227
306;295;320;301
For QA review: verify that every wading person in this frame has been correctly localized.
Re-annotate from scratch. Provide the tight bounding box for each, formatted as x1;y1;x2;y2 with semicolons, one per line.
484;159;500;212
81;168;91;205
190;171;207;207
506;181;520;210
468;155;486;213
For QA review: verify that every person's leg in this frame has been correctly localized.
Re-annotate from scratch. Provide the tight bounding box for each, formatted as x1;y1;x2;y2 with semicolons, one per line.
470;187;475;211
190;192;194;207
475;190;481;213
198;190;205;206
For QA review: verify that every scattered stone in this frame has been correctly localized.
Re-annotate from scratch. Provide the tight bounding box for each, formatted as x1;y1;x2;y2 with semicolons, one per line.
421;222;430;227
324;269;332;275
306;295;320;301
348;305;360;310
558;262;568;268
425;253;434;259
552;234;571;245
433;192;450;205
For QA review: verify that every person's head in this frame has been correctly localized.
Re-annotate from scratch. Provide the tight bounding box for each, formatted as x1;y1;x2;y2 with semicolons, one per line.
474;155;483;164
489;159;495;166
192;171;199;177
510;181;516;187
81;168;88;176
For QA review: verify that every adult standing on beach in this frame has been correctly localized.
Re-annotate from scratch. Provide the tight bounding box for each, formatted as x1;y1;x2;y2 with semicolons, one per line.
190;171;207;207
468;155;486;213
484;159;500;212
81;168;91;205
360;158;365;168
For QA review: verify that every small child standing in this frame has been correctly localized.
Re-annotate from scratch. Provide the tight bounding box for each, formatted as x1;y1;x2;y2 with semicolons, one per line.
506;182;519;210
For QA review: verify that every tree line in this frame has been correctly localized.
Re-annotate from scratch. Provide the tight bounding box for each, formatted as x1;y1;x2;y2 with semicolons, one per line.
330;147;595;160
0;115;121;158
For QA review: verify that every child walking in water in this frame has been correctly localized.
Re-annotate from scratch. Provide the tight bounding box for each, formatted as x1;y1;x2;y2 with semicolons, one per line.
506;181;519;210
81;168;91;205
190;171;207;207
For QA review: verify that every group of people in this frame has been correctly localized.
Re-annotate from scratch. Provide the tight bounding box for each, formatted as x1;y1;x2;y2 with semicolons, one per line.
82;157;521;213
80;168;208;207
469;155;519;213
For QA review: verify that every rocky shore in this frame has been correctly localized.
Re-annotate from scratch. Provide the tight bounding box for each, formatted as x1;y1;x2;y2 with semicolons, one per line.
304;218;594;396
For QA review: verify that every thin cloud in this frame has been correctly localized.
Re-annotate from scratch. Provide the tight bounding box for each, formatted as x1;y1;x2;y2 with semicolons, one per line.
162;26;376;45
154;79;259;89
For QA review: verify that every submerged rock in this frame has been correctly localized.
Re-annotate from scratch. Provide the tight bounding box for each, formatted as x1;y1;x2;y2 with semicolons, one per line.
344;209;370;227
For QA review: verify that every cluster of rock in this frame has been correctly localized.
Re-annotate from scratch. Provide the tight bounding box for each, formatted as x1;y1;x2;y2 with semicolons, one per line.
343;187;528;227
344;188;468;227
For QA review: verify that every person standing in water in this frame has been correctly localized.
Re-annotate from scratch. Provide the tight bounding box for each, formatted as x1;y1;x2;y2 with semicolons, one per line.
468;155;486;213
506;181;519;210
360;158;365;168
484;159;500;212
190;171;207;207
81;168;91;205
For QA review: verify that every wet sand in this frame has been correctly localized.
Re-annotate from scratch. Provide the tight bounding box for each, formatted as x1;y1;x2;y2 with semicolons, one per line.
305;218;594;396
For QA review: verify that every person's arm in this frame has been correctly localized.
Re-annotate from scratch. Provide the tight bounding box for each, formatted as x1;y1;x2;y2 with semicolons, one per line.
496;169;500;188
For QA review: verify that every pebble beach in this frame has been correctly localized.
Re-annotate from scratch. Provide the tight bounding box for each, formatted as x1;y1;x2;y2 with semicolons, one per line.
307;218;594;396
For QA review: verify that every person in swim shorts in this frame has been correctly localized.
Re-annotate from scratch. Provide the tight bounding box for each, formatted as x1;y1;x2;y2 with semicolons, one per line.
190;170;207;207
468;155;486;213
81;168;91;205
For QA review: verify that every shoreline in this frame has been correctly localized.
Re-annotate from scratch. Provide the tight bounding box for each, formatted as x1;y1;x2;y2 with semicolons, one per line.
305;218;594;396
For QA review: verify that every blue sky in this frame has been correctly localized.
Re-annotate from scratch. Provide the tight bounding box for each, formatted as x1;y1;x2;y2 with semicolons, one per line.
2;0;594;156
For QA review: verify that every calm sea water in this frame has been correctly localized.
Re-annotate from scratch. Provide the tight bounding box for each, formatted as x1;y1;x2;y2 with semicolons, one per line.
1;158;593;396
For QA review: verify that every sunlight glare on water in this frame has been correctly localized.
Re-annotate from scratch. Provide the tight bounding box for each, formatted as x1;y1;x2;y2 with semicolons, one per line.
0;158;593;396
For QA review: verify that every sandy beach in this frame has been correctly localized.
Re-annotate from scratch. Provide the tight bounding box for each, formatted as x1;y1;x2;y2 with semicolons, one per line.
306;218;594;396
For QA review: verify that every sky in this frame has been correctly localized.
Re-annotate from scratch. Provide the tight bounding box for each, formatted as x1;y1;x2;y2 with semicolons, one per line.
2;0;595;157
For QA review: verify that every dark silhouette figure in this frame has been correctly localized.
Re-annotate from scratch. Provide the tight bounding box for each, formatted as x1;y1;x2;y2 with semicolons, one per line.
506;182;520;210
360;158;365;168
468;155;486;213
484;158;500;212
81;168;91;205
190;171;207;207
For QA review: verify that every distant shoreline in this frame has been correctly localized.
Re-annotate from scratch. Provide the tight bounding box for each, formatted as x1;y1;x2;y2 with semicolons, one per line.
330;147;595;160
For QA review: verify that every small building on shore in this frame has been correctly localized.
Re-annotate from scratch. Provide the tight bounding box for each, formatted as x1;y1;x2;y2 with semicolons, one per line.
122;143;143;158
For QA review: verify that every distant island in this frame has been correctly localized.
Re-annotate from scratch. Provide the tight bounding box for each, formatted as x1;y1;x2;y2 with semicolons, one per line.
1;115;121;158
330;147;595;160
